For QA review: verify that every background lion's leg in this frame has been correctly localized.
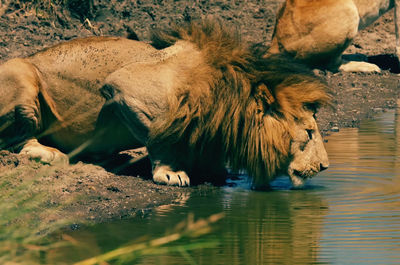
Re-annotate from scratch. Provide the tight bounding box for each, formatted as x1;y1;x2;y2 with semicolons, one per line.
338;60;381;72
268;0;395;72
339;0;399;72
395;0;400;61
0;58;68;165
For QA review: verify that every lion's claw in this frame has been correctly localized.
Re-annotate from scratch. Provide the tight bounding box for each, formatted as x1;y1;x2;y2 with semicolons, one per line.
153;165;190;186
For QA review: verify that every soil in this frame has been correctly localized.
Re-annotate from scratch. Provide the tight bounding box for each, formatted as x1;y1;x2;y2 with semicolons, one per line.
0;1;399;225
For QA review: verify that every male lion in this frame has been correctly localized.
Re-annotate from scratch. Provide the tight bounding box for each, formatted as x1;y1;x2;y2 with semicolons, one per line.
267;0;400;72
0;21;329;189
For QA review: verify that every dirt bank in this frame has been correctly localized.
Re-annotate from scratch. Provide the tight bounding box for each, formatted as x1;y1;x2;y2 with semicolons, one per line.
0;1;399;225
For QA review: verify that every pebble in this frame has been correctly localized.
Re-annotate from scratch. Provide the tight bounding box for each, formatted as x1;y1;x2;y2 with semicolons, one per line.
330;126;339;132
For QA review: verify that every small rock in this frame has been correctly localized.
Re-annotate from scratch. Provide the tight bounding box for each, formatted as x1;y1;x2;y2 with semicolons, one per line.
330;126;339;132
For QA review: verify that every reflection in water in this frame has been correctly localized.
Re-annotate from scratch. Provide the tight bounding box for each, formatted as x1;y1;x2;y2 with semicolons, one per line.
318;110;400;264
49;189;327;264
207;190;327;265
48;111;400;264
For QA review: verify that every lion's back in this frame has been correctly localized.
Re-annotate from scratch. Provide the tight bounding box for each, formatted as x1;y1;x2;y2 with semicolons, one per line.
29;36;157;97
24;37;159;150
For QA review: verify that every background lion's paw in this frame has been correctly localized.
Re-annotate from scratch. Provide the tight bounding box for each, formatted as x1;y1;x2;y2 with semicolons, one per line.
153;165;190;186
20;139;69;165
339;61;381;73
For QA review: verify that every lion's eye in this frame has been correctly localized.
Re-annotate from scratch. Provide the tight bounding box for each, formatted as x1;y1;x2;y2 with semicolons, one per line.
304;104;317;119
304;103;317;113
306;129;313;140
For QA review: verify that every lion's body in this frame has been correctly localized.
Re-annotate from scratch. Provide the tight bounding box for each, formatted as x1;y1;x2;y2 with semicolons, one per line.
0;37;184;155
0;21;329;189
268;0;400;71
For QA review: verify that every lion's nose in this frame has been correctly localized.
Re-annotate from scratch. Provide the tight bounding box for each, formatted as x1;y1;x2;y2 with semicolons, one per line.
320;163;329;171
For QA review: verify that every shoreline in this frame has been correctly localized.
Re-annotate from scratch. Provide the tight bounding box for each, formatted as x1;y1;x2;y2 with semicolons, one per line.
0;1;399;225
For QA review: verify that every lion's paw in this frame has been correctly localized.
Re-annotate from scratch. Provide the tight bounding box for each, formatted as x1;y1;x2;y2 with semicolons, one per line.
339;61;381;73
20;139;69;165
153;165;190;186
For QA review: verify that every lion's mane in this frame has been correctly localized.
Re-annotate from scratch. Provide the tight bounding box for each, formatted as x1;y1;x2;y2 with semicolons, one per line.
148;20;330;186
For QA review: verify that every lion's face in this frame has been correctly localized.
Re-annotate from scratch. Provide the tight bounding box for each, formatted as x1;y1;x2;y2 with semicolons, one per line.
288;110;329;187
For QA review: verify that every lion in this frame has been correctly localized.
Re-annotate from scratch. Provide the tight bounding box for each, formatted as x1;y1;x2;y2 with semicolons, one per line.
0;21;330;189
267;0;400;72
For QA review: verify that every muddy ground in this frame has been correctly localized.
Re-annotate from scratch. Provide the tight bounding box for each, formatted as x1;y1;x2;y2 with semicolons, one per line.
0;1;399;225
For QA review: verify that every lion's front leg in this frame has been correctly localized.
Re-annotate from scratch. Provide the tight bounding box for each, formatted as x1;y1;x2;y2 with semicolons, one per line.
152;162;190;187
147;141;192;187
148;145;227;187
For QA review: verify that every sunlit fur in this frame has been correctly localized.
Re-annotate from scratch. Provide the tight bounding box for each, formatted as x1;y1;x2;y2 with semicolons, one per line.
148;21;330;187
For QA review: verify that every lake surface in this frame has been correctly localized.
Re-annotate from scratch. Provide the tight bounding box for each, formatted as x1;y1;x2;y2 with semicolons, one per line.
51;110;400;264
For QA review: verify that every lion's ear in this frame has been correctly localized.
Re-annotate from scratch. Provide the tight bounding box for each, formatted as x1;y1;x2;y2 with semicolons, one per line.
255;83;275;114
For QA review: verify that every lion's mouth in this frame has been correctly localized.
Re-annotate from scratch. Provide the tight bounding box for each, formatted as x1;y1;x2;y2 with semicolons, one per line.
288;169;315;188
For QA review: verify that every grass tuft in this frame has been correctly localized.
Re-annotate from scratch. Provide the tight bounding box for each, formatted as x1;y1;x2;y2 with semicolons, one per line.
74;213;224;265
0;163;74;263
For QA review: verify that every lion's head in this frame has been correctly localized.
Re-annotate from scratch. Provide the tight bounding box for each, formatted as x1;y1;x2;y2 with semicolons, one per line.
288;107;329;187
223;52;331;189
235;73;330;189
148;21;330;189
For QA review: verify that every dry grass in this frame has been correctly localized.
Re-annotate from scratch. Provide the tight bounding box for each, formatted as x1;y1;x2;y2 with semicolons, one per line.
74;213;223;265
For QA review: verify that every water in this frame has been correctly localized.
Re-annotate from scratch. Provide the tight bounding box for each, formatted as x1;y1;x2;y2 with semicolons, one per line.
50;110;400;264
